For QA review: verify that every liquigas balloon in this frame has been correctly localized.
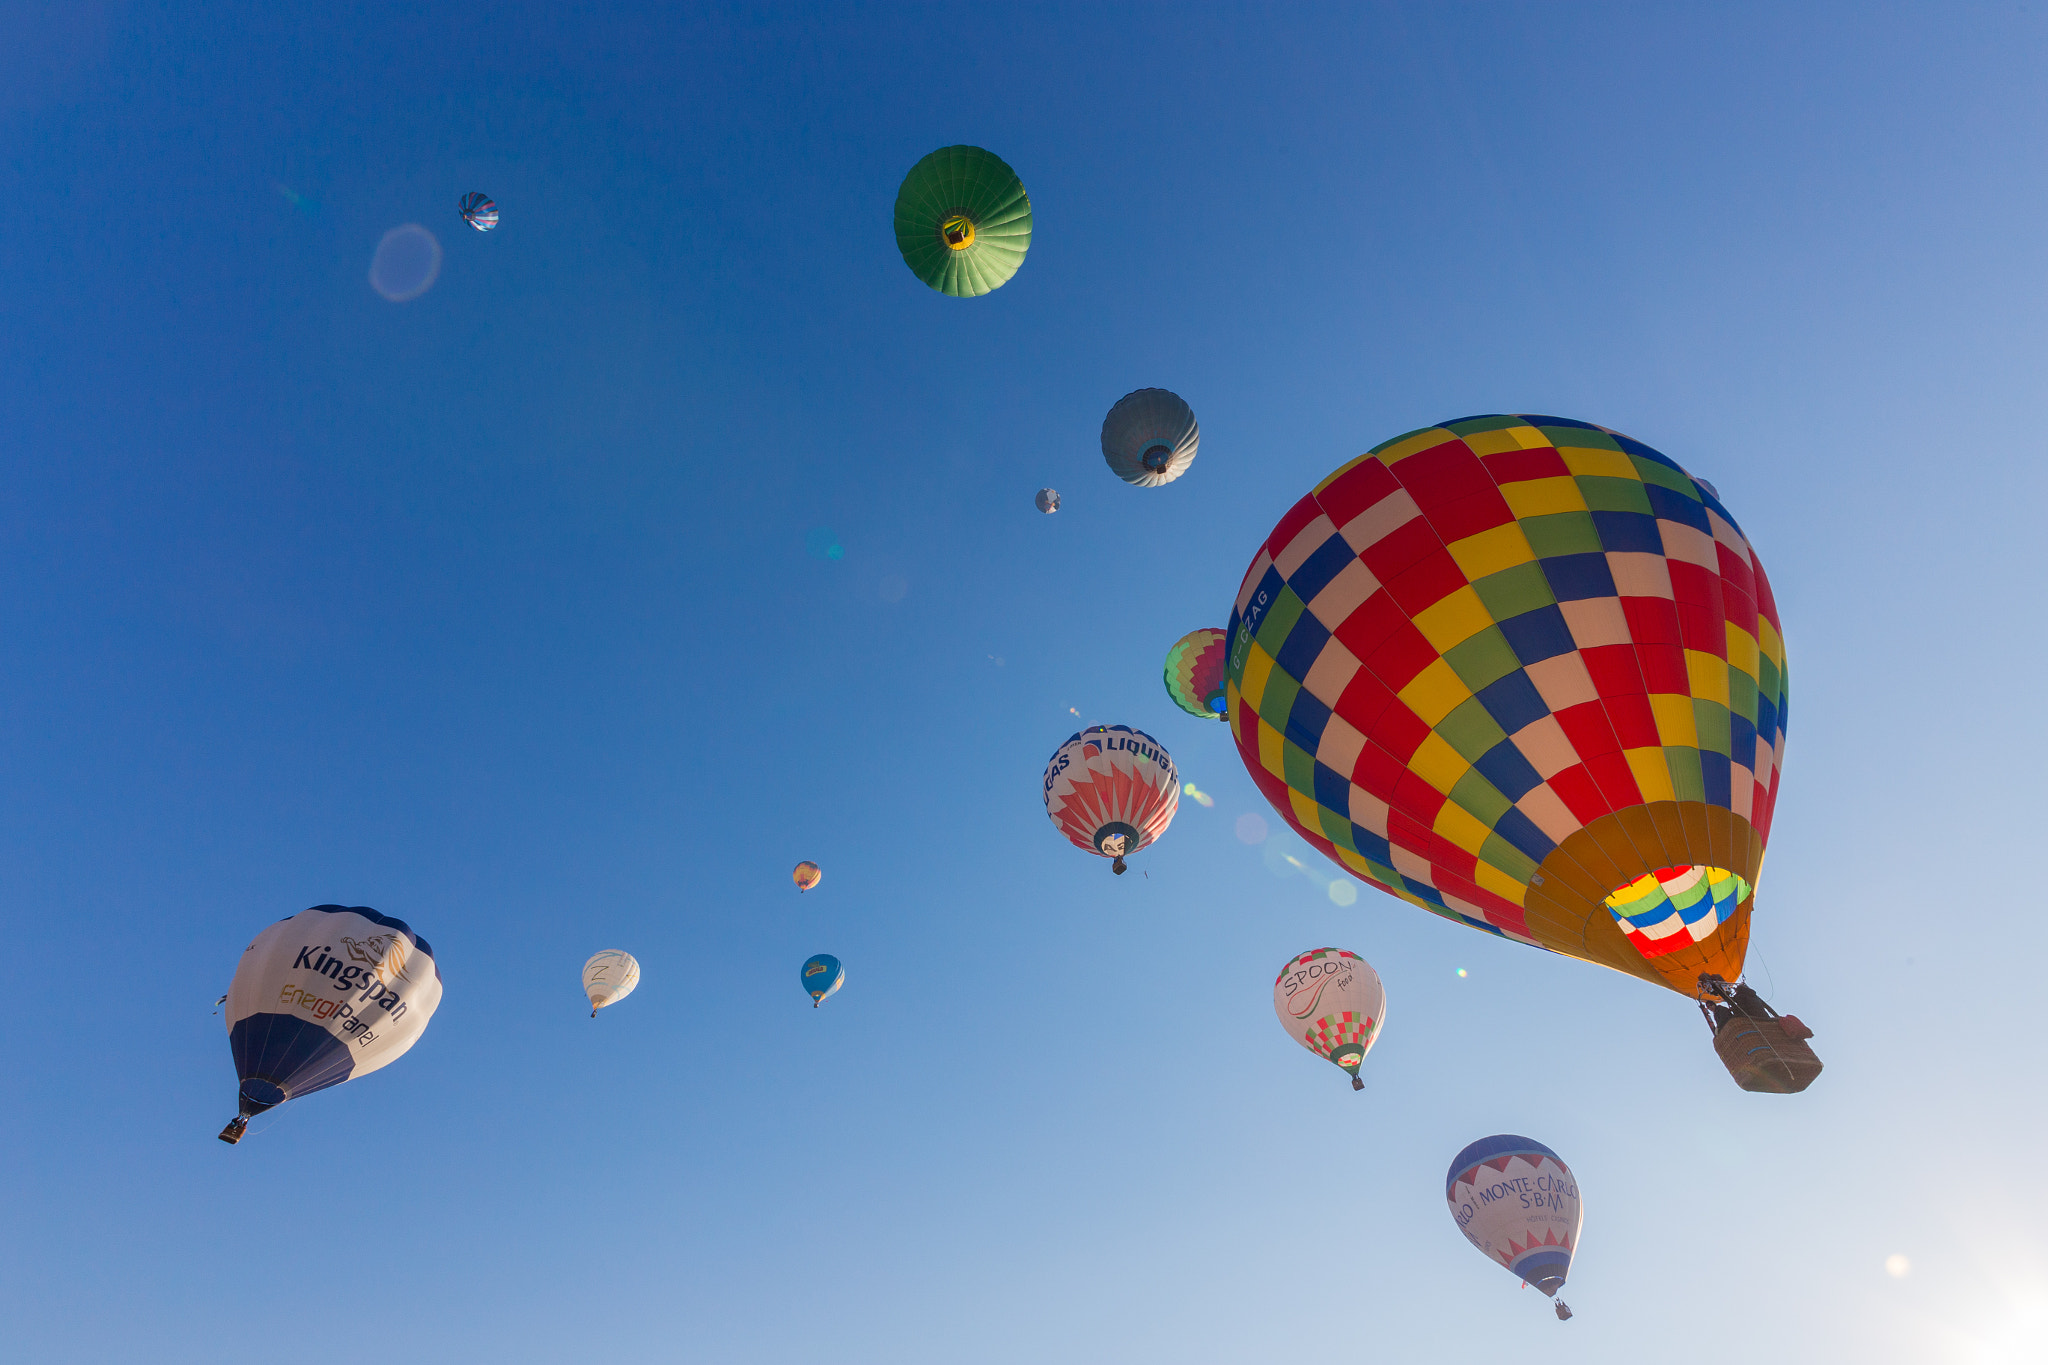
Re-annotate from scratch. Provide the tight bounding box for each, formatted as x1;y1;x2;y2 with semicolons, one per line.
1273;947;1386;1090
893;146;1031;297
1224;414;1816;1089
801;953;844;1006
1102;388;1198;488
1446;1134;1583;1320
582;950;640;1017
1164;628;1229;719
793;861;822;893
1043;725;1179;874
218;905;442;1144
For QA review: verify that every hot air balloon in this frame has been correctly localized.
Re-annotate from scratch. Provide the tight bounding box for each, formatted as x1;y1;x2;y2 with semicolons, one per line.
793;861;822;893
1164;628;1229;719
1273;947;1386;1090
1446;1135;1582;1320
1036;488;1060;514
1102;389;1198;488
459;192;498;231
217;905;442;1144
1224;414;1817;1091
893;146;1031;297
582;950;640;1017
801;953;844;1006
1043;725;1179;874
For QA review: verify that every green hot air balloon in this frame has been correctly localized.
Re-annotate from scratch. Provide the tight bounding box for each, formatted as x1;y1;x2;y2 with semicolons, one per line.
893;146;1032;297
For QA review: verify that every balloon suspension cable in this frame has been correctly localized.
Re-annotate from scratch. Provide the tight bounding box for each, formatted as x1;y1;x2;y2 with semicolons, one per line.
1554;1302;1573;1322
218;1116;249;1145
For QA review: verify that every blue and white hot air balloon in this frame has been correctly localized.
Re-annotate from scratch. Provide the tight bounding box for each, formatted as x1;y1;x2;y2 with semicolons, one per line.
217;905;443;1143
801;954;844;1007
1445;1134;1583;1320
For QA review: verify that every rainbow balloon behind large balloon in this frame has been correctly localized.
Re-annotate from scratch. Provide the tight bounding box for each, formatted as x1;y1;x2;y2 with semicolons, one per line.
1163;628;1229;719
1224;414;1790;1006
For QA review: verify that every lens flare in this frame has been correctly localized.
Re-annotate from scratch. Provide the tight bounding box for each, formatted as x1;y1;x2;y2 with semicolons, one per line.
1456;968;1468;978
1182;782;1214;807
1235;813;1268;845
1327;881;1357;906
1884;1254;1910;1278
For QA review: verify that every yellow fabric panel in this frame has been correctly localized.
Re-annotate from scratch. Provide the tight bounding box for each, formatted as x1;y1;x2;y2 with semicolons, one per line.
1433;801;1491;856
1685;649;1731;705
1500;475;1590;519
1447;522;1536;580
1239;644;1275;715
1397;656;1473;726
1624;746;1678;803
1473;859;1529;905
1288;788;1326;835
1649;693;1699;747
1461;424;1548;456
1757;615;1786;672
1724;622;1759;679
1412;585;1497;653
1377;429;1453;464
1408;731;1470;797
1256;715;1287;782
1558;446;1639;480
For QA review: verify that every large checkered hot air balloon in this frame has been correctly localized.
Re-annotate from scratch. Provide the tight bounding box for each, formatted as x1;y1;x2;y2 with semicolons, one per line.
1225;415;1818;1091
1043;725;1179;874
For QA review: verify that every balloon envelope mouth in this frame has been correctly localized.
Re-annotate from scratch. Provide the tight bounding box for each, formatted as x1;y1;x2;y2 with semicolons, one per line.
238;1078;287;1116
1141;444;1173;473
1603;865;1750;959
940;213;976;249
1206;692;1227;714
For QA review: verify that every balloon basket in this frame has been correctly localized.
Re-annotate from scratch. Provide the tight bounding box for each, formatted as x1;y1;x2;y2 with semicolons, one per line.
1554;1302;1572;1322
1712;1012;1822;1093
217;1116;248;1145
1351;1077;1364;1091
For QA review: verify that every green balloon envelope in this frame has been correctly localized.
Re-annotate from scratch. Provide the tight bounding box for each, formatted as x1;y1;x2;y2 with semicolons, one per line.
893;146;1032;297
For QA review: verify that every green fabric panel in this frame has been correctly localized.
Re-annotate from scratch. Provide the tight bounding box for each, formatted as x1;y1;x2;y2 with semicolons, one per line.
1540;426;1623;452
1437;695;1510;762
1575;475;1655;515
1727;667;1758;724
1520;510;1603;557
1471;561;1556;621
1665;746;1706;803
1693;698;1732;756
1443;626;1522;693
1632;457;1697;497
1478;832;1541;883
1443;415;1528;437
1254;586;1308;666
1258;666;1302;735
1319;805;1357;850
1448;767;1512;826
1282;737;1318;801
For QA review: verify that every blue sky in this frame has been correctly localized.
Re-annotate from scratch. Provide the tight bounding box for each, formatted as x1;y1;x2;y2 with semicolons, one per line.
4;3;2046;1361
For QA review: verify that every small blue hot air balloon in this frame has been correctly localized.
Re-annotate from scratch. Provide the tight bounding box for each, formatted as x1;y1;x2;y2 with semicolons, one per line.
801;954;844;1007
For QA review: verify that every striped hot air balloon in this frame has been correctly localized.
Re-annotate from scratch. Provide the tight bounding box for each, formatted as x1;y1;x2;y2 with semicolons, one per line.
1164;628;1229;719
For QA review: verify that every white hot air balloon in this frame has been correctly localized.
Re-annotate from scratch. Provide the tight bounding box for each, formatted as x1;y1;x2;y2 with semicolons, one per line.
1035;487;1060;513
1446;1135;1584;1320
1101;388;1199;488
582;950;641;1017
1273;947;1386;1090
1042;725;1179;874
218;905;443;1143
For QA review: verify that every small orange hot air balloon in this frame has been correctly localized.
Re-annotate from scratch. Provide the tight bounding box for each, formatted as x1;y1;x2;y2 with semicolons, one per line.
792;861;822;893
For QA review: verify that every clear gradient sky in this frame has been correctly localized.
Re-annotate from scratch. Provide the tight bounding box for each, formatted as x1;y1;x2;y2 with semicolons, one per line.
4;4;2046;1362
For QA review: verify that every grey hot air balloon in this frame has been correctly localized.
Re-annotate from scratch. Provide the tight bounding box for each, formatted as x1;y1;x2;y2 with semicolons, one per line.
1101;388;1199;488
1035;488;1060;513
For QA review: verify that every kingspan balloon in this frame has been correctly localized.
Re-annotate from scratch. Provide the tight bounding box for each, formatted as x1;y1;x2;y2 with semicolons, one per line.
1102;389;1198;488
1223;415;1812;1084
801;953;844;1006
893;146;1031;297
1447;1134;1582;1319
793;861;822;893
583;950;640;1017
218;905;442;1143
1043;725;1179;874
1036;488;1060;514
1273;947;1385;1090
1164;628;1229;719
